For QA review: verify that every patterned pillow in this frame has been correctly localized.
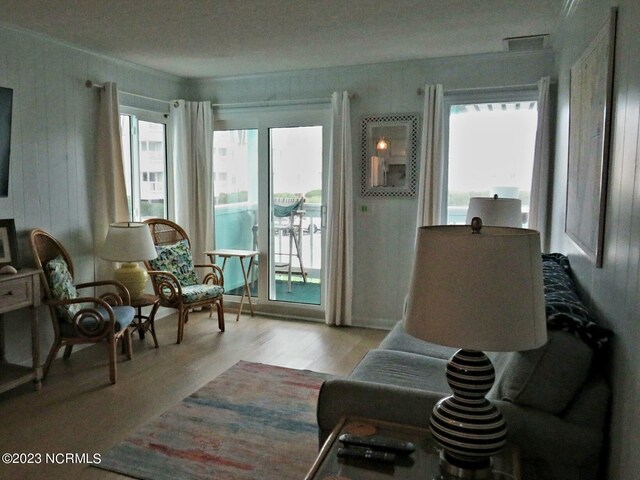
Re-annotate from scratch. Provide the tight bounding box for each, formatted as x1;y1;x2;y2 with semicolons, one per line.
44;255;80;323
541;254;613;351
149;239;199;287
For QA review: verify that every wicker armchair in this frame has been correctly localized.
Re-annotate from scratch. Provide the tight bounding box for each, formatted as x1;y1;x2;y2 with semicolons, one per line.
143;218;225;344
29;228;135;384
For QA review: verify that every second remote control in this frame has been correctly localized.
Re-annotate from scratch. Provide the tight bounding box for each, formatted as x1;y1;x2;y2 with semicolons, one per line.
337;446;396;463
338;434;416;454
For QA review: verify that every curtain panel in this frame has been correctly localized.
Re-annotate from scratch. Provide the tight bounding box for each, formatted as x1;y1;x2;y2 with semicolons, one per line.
170;100;215;265
93;82;129;280
416;84;444;228
325;91;353;326
529;76;552;251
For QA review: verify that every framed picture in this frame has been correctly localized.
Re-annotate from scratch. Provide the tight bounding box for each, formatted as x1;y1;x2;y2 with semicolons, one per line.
566;8;617;268
0;219;18;266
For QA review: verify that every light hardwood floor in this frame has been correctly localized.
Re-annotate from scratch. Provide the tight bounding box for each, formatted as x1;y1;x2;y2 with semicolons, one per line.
0;311;386;480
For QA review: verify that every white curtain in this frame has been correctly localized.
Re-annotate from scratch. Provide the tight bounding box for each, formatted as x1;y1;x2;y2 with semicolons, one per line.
529;76;551;251
93;82;129;280
416;84;444;227
169;100;214;264
325;91;353;326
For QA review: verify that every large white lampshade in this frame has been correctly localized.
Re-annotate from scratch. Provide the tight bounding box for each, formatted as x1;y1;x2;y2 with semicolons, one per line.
404;219;547;477
466;195;522;227
99;222;157;300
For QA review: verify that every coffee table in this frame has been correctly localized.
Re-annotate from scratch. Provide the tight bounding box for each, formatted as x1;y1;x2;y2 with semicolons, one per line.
305;417;521;480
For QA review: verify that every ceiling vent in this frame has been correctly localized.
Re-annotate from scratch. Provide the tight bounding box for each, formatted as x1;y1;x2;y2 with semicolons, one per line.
503;34;549;52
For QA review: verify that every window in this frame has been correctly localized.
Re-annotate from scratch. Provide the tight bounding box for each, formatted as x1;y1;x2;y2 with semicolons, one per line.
444;90;538;226
120;110;169;220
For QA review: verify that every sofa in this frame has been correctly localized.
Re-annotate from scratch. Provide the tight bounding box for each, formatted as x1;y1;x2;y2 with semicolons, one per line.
317;254;612;480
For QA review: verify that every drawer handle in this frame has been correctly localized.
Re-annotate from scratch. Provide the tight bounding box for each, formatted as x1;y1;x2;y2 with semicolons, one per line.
3;291;13;296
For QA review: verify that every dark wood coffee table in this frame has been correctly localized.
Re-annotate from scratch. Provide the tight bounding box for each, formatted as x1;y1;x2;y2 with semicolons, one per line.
305;417;521;480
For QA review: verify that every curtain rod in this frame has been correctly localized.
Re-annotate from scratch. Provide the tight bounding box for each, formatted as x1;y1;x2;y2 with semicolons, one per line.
85;80;175;106
416;82;554;96
210;92;356;109
86;80;355;109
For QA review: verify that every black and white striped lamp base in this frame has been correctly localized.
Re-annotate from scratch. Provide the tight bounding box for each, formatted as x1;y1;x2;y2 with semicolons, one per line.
430;349;507;479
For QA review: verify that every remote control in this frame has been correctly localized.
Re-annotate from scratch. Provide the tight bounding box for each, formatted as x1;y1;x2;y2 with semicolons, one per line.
338;433;416;455
337;446;396;463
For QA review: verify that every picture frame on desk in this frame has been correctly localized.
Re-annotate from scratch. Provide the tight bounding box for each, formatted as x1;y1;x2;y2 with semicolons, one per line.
0;219;18;266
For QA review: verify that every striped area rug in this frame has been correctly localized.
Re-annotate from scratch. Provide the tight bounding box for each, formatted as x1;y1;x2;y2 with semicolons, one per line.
96;361;330;480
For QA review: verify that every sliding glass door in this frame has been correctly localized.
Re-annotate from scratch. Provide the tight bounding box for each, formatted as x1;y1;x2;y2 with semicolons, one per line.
213;106;330;317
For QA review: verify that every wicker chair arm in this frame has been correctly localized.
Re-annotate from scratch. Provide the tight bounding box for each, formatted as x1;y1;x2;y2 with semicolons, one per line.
45;296;116;340
75;280;131;305
194;263;224;286
147;270;183;303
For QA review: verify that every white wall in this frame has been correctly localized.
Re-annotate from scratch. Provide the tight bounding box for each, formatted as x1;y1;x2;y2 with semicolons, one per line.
0;25;185;364
550;0;640;478
189;52;554;327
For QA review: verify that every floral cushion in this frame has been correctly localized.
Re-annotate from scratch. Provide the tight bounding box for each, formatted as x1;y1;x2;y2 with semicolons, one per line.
180;284;224;304
44;255;81;323
149;239;199;287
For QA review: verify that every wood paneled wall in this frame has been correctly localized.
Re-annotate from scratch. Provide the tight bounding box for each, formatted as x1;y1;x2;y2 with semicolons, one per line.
0;25;184;364
190;52;554;328
551;0;639;478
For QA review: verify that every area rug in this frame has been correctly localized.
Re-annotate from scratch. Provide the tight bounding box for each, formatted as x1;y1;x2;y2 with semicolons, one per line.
96;361;330;480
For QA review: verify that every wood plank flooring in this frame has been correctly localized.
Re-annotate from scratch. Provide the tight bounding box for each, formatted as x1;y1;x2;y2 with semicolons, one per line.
0;311;386;480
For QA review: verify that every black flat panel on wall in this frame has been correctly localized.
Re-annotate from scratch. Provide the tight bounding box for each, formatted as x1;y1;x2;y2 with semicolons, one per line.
0;87;13;198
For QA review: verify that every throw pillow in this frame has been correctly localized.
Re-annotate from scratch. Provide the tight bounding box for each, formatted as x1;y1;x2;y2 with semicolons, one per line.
149;239;199;287
489;330;593;414
44;255;80;323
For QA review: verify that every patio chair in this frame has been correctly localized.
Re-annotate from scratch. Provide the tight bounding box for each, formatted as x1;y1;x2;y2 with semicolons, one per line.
143;218;225;344
273;195;308;292
29;228;134;384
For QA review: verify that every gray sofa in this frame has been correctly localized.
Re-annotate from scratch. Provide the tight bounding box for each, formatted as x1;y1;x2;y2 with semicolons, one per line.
317;254;612;480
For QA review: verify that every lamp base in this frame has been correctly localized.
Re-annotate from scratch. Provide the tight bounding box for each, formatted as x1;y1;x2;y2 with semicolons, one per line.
114;262;148;301
429;349;506;478
439;451;492;479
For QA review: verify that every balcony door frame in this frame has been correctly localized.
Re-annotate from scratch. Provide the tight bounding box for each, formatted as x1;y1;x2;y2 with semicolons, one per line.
213;104;331;320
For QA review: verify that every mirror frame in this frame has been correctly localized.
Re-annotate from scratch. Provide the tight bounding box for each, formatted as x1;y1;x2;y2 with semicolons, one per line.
360;113;419;197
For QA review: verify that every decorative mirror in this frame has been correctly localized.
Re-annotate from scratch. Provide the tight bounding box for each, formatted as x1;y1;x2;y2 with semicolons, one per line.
361;113;419;197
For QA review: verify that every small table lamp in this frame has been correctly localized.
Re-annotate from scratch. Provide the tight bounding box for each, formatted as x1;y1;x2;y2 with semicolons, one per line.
99;222;158;300
466;195;522;227
404;218;547;478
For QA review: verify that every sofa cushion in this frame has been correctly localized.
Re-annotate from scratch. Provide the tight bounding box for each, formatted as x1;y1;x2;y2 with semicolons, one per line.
489;330;593;414
380;321;457;359
351;349;451;394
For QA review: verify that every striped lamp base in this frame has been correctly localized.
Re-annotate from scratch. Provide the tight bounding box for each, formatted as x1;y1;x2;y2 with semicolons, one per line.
429;349;506;478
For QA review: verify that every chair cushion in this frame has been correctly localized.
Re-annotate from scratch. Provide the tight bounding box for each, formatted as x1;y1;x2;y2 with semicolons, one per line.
44;255;81;323
149;239;199;287
59;305;135;337
179;284;224;304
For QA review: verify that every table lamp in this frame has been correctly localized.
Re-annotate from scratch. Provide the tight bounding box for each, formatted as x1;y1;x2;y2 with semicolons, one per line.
99;222;158;300
404;218;547;478
466;195;522;227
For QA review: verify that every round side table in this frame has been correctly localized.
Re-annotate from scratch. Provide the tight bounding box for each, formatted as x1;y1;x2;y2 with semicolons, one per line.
129;294;160;348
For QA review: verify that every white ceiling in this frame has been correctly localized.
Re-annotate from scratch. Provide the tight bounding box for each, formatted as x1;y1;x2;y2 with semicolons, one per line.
0;0;564;79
